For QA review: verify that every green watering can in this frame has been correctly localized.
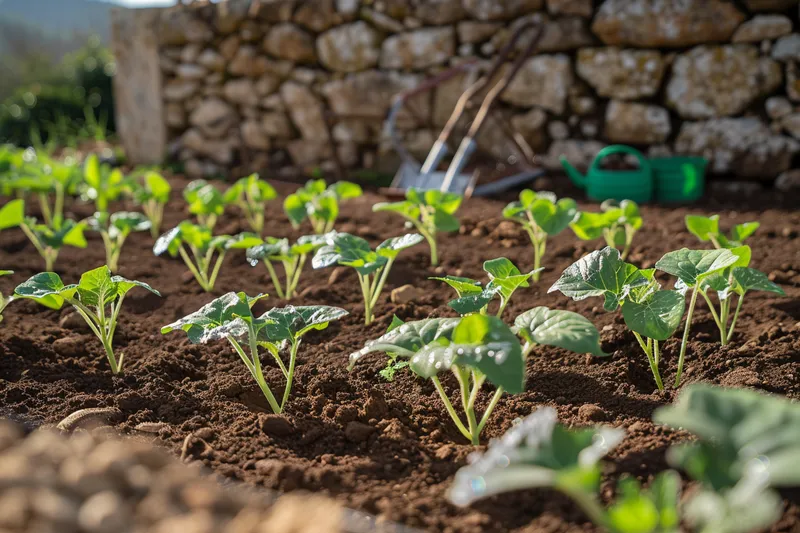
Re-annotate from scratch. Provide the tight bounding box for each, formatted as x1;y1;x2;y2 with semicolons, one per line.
560;145;706;203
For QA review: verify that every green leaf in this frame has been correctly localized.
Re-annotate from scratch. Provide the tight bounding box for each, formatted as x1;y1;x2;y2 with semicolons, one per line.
513;307;606;357
447;286;499;315
549;247;647;312
621;290;685;341
372;201;419;219
246;237;290;265
483;257;534;305
75;266;118;306
349;317;461;368
83;154;101;188
387;314;404;332
654;384;800;490
161;292;258;343
111;276;161;298
655;248;739;288
570;211;611;241
685;214;720;242
0;270;12;276
607;472;681;533
432;209;460;232
732;267;786;297
730;222;759;243
447;407;624;506
258;305;348;341
430;275;483;298
144;171;171;203
376;233;424;259
329;181;362;199
13;272;73;309
312;232;385;275
0;199;25;230
153;226;182;257
421;189;462;214
185;180;224;217
224;232;263;250
283;193;308;226
109;211;151;236
532;197;578;236
310;193;338;223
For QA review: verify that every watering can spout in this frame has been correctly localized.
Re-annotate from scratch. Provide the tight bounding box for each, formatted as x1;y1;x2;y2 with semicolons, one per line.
560;156;586;189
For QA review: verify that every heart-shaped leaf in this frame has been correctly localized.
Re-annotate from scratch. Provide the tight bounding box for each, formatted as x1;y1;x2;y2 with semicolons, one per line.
621;290;685;341
730;222;759;243
161;292;264;343
349;317;461;368
373;201;420;219
224;173;277;205
184;180;225;217
430;275;483;298
0;199;24;230
549;247;647;312
685;215;719;242
14;272;75;309
655;248;739;287
514;307;606;357
143;171;171;203
312;232;386;275
447;286;500;315
329;180;362;199
376;233;424;259
246;237;290;265
258;305;348;342
484;257;535;304
283;192;309;226
570;211;611;240
447;407;624;506
732;267;786;297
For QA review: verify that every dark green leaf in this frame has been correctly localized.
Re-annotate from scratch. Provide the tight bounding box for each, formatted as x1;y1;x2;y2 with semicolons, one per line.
376;233;424;259
655;248;739;287
258;305;348;341
513;307;606;357
349;317;461;368
430;275;483;298
621;290;685;341
161;292;257;343
732;267;786;297
13;271;73;308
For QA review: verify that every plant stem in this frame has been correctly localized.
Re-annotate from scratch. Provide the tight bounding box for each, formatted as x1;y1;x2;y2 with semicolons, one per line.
476;387;504;434
700;290;725;342
727;294;745;341
286;255;306;299
370;258;395;309
719;297;730;346
358;273;374;325
207;252;226;291
280;340;300;411
178;246;209;291
38;193;53;228
559;487;609;530
633;331;663;391
431;376;472;442
228;336;281;413
675;287;699;387
620;225;634;261
263;260;286;299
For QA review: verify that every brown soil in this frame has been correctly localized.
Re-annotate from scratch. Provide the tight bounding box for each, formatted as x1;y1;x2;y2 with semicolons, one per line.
1;176;799;532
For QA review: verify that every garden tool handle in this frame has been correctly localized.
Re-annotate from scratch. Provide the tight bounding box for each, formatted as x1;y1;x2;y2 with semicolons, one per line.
589;145;652;175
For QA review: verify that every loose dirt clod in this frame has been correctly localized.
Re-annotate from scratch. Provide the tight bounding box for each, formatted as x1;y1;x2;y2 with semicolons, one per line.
56;408;123;433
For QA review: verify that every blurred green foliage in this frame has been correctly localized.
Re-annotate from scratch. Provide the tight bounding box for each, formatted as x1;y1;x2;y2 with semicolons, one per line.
0;37;115;148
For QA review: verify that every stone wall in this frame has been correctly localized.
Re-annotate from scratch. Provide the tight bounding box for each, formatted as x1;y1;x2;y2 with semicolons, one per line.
129;0;800;187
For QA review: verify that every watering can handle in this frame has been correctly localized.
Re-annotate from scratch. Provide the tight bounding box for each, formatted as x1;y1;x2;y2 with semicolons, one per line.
590;145;651;175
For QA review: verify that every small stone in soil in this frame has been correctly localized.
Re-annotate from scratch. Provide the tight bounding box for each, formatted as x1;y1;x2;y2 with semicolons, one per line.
578;403;608;422
259;415;294;437
328;266;348;285
390;284;423;304
344;421;374;443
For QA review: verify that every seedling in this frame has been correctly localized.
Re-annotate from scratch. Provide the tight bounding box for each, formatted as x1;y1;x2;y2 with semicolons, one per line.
246;235;327;300
88;212;151;272
312;232;423;325
502;190;578;280
223;173;278;234
685;214;759;249
694;251;785;346
83;154;127;213
447;406;624;515
284;179;362;234
571;199;642;260
184;179;225;229
350;314;525;444
130;170;171;238
4;154;81;229
153;221;262;292
373;188;462;266
655;248;741;386
162;292;347;413
450;384;795;533
431;257;539;318
0;199;87;271
0;270;13;323
13;265;160;374
549;247;685;390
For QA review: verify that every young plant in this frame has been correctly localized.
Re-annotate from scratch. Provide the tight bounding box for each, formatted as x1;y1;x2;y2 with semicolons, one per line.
131;170;171;238
153;221;262;292
432;257;539;318
0;199;87;271
162;292;346;414
312;232;423;325
447;406;625;518
284;179;362;234
549;247;685;390
5;155;81;229
246;235;326;300
685;214;759;249
696;251;785;346
13;265;160;374
373;188;462;266
502;190;578;281
655;248;740;386
88;212;151;272
184;179;225;229
449;384;796;533
83;153;127;213
571;199;643;260
0;270;13;323
223;173;278;234
513;306;607;359
350;314;525;445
